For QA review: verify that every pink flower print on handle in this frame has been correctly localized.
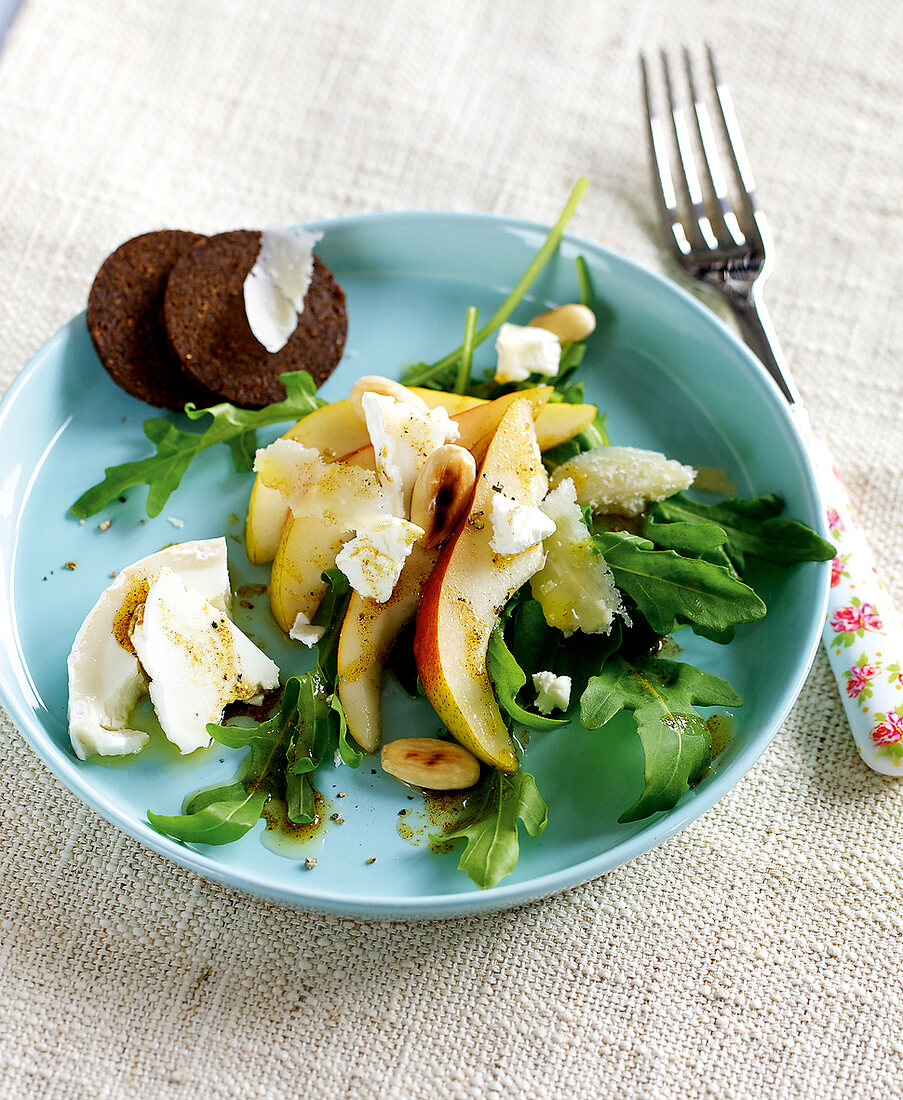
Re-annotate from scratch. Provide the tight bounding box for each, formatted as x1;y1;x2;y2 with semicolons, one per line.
870;709;903;747
860;604;884;632
795;405;903;776
831;605;862;633
829;599;884;645
844;661;879;701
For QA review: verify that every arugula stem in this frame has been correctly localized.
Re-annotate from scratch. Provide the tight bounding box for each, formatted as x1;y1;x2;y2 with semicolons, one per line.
404;177;590;386
576;255;592;306
454;307;479;395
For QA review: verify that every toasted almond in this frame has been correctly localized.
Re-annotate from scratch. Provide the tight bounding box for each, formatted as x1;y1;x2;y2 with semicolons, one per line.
528;303;596;344
410;444;476;549
381;737;481;790
349;375;429;421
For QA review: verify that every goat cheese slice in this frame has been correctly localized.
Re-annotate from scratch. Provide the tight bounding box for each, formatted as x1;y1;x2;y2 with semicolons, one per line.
494;322;561;384
67;539;231;761
130;567;280;754
243;226;323;353
488;490;556;556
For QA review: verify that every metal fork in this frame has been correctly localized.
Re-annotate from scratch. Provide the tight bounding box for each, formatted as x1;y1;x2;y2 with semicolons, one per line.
641;45;903;777
641;44;798;404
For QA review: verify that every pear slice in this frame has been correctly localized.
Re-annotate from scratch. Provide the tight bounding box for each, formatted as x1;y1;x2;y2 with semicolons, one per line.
268;511;349;634
246;398;368;564
533;400;597;450
337;387;596;469
413;398;549;772
246;389;483;565
336;544;438;753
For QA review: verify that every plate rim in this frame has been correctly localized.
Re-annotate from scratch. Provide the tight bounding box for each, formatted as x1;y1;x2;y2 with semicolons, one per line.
0;209;830;920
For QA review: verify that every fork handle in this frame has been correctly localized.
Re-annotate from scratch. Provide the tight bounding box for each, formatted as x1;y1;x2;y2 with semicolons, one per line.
729;295;801;405
791;407;903;776
726;295;903;775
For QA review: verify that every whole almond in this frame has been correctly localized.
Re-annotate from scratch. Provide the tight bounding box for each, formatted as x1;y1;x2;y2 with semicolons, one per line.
381;737;481;790
409;444;476;549
349;375;429;421
528;303;596;344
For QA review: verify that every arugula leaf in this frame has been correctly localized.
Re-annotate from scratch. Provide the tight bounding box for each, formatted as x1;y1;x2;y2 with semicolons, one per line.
638;519;729;562
283;680;361;823
311;569;352;688
458;344;601;407
71;371;324;519
502;591;622;706
550;342;587;396
487;626;568;730
402;177;589;389
592;529;766;638
330;692;364;768
436;769;548;889
147;689;297;845
284;676;335;824
504;592;560;678
147;667;361;841
581;655;742;822
226;428;260;472
285;573;360;820
646;493;834;574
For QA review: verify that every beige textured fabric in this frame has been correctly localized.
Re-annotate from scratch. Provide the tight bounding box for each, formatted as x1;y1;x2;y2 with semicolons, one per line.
1;1;902;1097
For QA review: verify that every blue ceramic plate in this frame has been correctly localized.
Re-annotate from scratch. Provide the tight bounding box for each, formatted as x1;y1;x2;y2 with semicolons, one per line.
0;212;829;919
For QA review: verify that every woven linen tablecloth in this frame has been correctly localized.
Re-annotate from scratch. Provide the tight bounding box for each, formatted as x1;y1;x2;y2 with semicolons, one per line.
1;2;902;1098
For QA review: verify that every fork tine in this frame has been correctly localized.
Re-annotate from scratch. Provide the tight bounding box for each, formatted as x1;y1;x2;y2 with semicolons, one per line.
682;46;746;248
640;51;693;258
705;43;763;245
659;48;719;250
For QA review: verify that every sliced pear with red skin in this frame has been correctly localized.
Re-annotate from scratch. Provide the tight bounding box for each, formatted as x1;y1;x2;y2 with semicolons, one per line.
337;544;438;753
246;389;482;565
413;398;549;772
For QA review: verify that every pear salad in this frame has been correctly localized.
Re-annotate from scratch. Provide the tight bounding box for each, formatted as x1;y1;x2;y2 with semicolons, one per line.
68;200;833;890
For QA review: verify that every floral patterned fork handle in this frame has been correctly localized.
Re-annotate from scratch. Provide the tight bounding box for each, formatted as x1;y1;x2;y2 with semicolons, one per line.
643;46;902;775
794;409;903;775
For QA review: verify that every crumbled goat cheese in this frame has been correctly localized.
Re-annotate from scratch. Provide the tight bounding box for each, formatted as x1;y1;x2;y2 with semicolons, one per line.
488;490;556;555
361;391;459;518
289;611;325;647
335;517;423;602
532;671;572;715
494;322;561;384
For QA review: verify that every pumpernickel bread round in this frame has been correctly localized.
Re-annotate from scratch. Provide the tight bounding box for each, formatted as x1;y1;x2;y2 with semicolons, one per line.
163;229;347;408
87;230;220;410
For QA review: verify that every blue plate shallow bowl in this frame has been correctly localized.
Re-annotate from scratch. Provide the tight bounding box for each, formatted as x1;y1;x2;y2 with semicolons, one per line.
0;212;829;919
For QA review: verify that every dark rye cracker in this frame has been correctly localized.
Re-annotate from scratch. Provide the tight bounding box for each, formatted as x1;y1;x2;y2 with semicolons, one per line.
163;229;347;408
87;230;219;410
